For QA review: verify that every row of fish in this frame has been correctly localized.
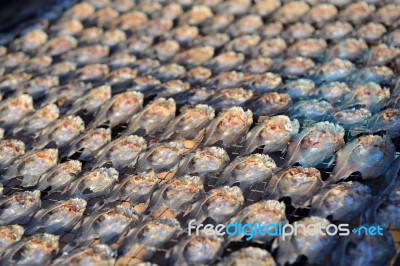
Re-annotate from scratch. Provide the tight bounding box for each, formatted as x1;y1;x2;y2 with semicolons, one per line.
0;0;399;265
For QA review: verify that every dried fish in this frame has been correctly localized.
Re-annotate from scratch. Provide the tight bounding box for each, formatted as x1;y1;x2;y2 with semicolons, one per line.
174;46;214;67
316;58;355;82
35;116;85;149
243;115;299;155
1;233;59;266
64;128;111;161
67;85;111;115
125;98;176;136
0;190;41;225
136;141;185;173
184;67;212;85
3;149;58;187
120;217;181;257
209;88;253;111
256;38;287;58
333;231;395;266
334;108;371;129
156;80;190;98
91;91;143;128
154;64;186;82
76;205;137;244
218;154;276;190
228;200;287;242
94;135;147;170
320;21;353;40
317;82;350;104
290;100;333;121
377;191;400;230
285;122;345;167
0;94;34;128
0;225;24;255
0;139;25;170
310;181;372;221
328;38;369;61
146;175;203;215
273;1;310;24
357;22;386;43
64;45;109;64
247;92;291;117
216;247;276;266
108;67;137;85
288;38;327;59
175;146;229;178
107;171;158;205
306;4;338;26
242;58;273;74
13;104;59;135
168;230;223;266
286;23;315;40
50;244;115;266
66;167;119;200
341;82;390;114
76;64;110;81
26;198;87;235
366;108;400;137
244;73;282;94
328;135;395;183
204;106;253;147
162;104;215;140
273;216;336;265
281;57;315;77
265;167;323;207
43;36;78;56
285;79;316;100
37;160;82;193
339;2;375;24
189;186;244;223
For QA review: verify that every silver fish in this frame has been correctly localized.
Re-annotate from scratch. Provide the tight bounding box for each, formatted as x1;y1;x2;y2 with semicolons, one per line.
209;88;253;111
320;21;353;40
125;98;176;136
310;181;372;221
341;82;390;113
285;79;317;100
1;233;59;266
174;46;214;67
243;115;299;154
107;171;158;205
204;106;253;147
66;167;119;201
76;204;138;244
366;108;400;137
273;1;310;24
316;58;355;82
285;122;345;167
154;64;186;81
367;44;399;66
317;82;350;104
328;135;395;183
228;200;287;242
108;67;137;84
156;80;190;97
219;154;276;190
162;104;215;140
13;104;59;136
0;73;32;94
206;52;244;73
35;116;85;149
63;44;109;64
3;149;58;187
0;94;34;128
0;190;41;225
26;198;87;235
94;135;147;170
273;216;336;265
0;139;25;170
76;64;110;82
50;244;115;266
245;73;282;94
120;217;181;257
147;175;203;215
64;128;111;161
290;100;333;121
216;247;276;266
175;146;229;179
357;22;386;43
265;167;323;207
154;40;180;62
256;38;287;58
328;38;369;61
20;75;59;99
136;141;185;173
334;108;371;129
332;230;395;266
37;160;82;193
242;57;273;74
280;56;315;77
189;186;244;223
42;36;78;56
168;230;224;266
91;91;143;128
248;92;291;117
288;38;327;58
376;191;400;230
0;225;24;255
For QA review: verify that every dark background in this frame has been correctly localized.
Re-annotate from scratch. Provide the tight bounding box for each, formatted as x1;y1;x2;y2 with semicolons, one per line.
0;0;53;32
